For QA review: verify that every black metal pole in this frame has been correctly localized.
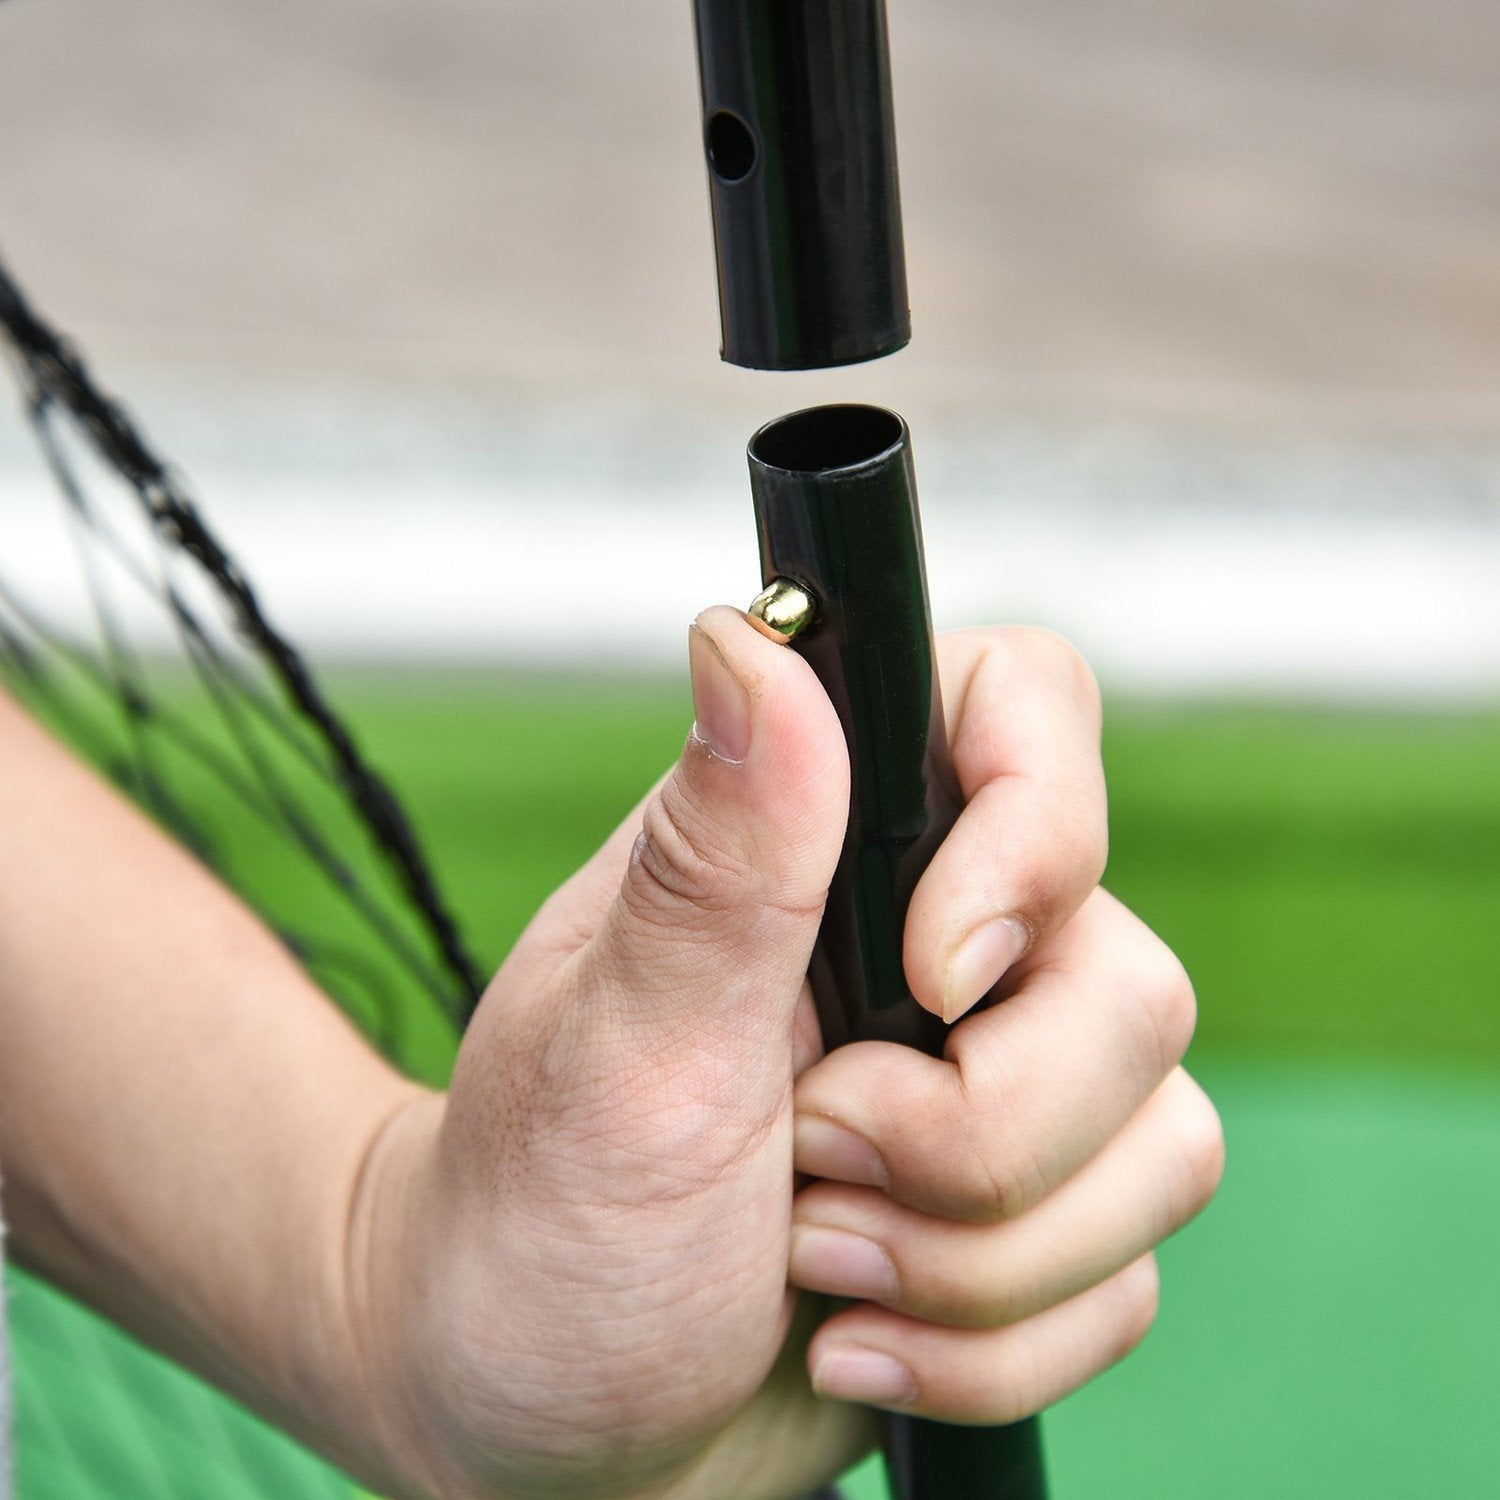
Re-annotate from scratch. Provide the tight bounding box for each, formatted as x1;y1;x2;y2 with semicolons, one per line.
747;404;1048;1500
692;0;910;370
748;404;956;1055
689;5;1052;1493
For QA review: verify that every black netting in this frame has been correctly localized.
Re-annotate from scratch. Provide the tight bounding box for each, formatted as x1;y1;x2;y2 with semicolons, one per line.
0;251;485;1050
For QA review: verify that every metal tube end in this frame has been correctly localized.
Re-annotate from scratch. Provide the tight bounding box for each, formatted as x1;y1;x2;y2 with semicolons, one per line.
747;578;817;643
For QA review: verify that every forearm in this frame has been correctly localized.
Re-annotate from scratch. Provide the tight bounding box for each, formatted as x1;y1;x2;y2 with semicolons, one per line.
0;690;429;1484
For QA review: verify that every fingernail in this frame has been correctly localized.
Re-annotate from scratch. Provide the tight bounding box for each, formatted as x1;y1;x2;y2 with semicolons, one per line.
794;1115;889;1189
790;1225;899;1303
944;916;1030;1023
688;623;752;763
812;1347;916;1408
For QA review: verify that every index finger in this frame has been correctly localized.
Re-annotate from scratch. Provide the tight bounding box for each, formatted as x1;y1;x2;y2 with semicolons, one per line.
905;627;1106;1022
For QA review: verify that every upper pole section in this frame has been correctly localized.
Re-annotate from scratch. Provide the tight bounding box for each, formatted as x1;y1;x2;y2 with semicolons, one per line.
692;0;911;370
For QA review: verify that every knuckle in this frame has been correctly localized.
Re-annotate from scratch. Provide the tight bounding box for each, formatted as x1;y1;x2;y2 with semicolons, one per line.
910;1257;972;1325
982;1341;1053;1425
1076;827;1110;895
629;777;746;920
628;768;829;932
1011;626;1102;716
1048;799;1110;893
847;1049;1030;1224
937;1265;1035;1331
1171;1082;1226;1224
1111;1257;1162;1364
953;1114;1046;1225
938;1059;1043;1223
968;1139;1044;1225
1132;941;1198;1075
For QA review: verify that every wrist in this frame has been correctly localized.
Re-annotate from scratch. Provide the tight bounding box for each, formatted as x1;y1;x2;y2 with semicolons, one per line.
328;1082;749;1500
304;1084;453;1500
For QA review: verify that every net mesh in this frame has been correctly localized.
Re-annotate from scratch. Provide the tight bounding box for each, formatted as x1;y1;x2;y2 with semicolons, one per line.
0;251;484;1053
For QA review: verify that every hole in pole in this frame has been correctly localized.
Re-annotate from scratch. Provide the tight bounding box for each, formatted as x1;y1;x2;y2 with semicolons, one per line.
706;110;757;182
750;405;905;475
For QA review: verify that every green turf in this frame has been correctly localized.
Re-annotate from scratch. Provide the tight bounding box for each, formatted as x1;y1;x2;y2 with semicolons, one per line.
325;681;1499;1069
8;681;1498;1498
1047;1056;1500;1498
1101;706;1500;1066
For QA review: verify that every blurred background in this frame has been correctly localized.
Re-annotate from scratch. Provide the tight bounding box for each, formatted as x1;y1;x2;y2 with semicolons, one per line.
1;1;1496;1497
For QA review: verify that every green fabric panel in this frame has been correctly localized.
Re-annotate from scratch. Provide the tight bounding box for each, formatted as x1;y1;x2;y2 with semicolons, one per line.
7;1271;354;1500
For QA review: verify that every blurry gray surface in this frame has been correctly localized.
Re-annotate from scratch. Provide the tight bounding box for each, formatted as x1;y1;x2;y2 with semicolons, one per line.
2;376;1495;700
1;0;1497;431
2;0;1497;698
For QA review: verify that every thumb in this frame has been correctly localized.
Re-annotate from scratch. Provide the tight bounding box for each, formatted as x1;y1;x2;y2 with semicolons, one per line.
422;611;854;1483
577;605;848;1059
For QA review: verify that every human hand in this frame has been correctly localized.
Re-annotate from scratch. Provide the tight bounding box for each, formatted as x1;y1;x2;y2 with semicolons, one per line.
351;612;1223;1500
